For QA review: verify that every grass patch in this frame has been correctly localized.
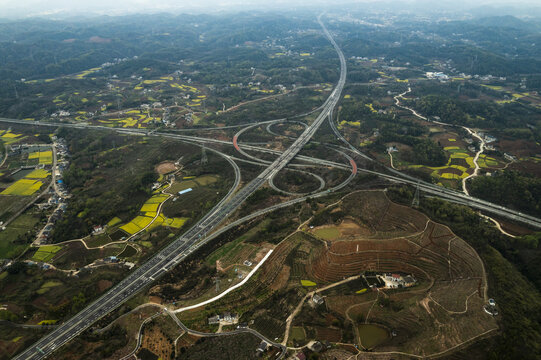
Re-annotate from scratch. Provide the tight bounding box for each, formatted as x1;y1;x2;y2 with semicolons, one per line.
118;244;137;258
301;280;317;287
313;227;340;240
290;326;306;342
0;213;40;258
195;175;218;186
168;180;197;193
206;236;246;266
358;324;389;349
36;281;62;294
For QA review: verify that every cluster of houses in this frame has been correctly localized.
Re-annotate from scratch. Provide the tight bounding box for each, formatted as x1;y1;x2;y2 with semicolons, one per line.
100;56;136;69
378;273;417;289
36;137;70;245
362;271;417;289
207;312;238;325
425;72;449;81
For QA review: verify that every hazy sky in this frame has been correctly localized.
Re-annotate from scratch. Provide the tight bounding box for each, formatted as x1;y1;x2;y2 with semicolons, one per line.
0;0;539;18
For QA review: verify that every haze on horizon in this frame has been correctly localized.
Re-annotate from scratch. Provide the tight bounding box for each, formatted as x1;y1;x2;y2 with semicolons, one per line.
0;0;540;19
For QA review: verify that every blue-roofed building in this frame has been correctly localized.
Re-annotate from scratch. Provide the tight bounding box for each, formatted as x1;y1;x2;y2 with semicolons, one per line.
178;188;193;195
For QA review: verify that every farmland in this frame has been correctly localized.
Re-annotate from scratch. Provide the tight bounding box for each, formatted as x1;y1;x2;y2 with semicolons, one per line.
312;226;340;240
116;174;219;238
139;320;175;360
27;151;52;165
301;191;496;355
0;130;54;260
0;213;41;259
1;179;43;196
31;245;62;262
169;190;496;357
0;130;25;146
2;9;541;360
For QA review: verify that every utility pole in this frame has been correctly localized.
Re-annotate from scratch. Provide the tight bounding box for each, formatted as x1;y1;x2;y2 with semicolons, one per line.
412;181;420;208
201;146;208;165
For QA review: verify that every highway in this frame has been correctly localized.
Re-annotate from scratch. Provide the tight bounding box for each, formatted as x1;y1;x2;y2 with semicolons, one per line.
11;15;346;360
3;116;541;231
162;130;541;229
6;13;541;360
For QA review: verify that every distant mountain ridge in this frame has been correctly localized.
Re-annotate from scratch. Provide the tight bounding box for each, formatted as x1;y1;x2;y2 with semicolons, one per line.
474;15;538;31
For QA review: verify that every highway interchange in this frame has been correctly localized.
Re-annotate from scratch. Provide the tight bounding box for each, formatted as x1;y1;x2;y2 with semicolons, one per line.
5;13;541;360
10;15;346;360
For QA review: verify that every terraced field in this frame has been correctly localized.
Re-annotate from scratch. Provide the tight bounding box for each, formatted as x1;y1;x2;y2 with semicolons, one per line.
304;191;497;356
118;192;187;236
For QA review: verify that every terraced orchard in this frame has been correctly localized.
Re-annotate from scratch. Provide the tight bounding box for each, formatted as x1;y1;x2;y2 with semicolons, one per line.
173;191;496;358
307;191;497;356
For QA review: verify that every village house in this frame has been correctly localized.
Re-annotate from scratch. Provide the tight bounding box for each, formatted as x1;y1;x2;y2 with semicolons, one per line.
312;294;324;305
378;273;417;289
207;312;238;325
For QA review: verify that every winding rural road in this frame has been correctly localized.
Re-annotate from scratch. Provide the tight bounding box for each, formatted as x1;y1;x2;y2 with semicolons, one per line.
392;87;526;234
461;127;485;196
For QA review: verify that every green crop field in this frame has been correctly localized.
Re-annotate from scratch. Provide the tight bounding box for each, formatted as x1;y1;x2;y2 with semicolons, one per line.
32;245;62;262
1;179;43;196
0;213;40;258
25;169;50;179
107;217;122;227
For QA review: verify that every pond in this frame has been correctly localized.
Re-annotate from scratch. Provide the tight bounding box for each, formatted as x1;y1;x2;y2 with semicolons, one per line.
358;324;389;349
